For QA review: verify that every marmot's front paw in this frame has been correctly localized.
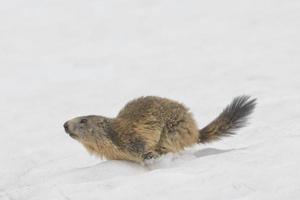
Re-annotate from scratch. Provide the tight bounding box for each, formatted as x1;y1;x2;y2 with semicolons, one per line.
143;152;159;160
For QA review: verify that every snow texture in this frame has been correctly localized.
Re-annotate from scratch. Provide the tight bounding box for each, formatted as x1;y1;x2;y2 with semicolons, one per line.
1;0;300;199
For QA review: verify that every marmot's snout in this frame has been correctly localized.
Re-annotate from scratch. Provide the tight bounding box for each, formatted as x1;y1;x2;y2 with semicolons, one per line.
63;122;69;133
63;120;79;139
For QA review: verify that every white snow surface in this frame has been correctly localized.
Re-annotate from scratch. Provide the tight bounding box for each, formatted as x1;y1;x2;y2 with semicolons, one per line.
1;0;300;199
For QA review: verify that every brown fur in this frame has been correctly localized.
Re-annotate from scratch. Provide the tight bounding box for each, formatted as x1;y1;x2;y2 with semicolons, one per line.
63;96;256;163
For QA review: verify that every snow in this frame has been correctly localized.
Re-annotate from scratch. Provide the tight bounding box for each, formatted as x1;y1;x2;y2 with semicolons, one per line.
1;0;300;199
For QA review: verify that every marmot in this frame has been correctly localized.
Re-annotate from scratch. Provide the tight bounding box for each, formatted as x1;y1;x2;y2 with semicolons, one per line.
63;96;256;163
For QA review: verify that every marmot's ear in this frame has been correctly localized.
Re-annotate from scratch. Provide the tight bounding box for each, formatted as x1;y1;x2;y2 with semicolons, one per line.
80;118;88;124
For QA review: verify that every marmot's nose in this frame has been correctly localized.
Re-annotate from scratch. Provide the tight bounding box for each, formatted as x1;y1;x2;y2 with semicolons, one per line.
63;122;69;132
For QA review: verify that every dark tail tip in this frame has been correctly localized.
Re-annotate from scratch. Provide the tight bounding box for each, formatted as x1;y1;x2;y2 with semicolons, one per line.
222;95;257;131
199;95;257;143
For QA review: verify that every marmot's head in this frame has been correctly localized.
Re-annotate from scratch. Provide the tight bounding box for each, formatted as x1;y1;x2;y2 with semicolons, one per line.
63;115;112;142
64;115;140;162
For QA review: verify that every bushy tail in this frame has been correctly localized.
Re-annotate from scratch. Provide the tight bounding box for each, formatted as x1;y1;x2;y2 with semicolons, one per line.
198;96;256;143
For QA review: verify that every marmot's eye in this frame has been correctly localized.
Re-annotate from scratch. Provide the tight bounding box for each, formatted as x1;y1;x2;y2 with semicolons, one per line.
80;119;88;124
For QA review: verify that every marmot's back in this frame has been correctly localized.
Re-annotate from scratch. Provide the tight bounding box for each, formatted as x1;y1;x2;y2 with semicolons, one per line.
117;96;189;124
